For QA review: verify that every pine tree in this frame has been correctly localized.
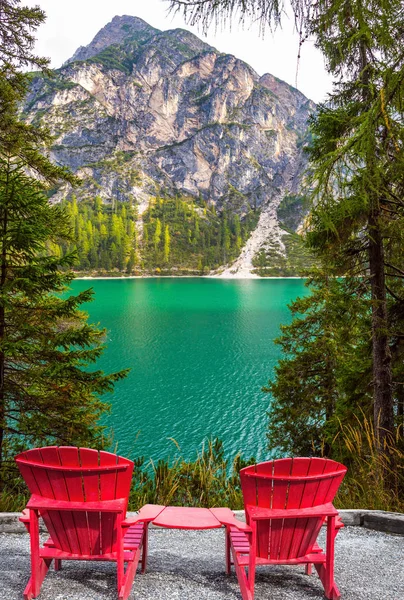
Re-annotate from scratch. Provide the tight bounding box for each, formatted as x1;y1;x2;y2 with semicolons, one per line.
265;271;371;456
126;249;136;274
164;224;170;263
0;157;127;482
303;1;404;454
154;218;162;252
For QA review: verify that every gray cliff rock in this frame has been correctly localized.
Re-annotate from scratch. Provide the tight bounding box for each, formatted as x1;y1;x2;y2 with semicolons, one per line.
65;15;158;65
24;15;315;272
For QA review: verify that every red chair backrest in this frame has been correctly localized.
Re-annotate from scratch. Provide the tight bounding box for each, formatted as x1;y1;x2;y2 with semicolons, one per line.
240;457;347;560
16;446;134;556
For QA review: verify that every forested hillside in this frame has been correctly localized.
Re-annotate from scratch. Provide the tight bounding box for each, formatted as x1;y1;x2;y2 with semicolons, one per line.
56;195;258;275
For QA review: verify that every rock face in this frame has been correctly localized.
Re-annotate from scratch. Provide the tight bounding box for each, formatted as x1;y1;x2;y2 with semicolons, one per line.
65;16;158;65
24;15;315;273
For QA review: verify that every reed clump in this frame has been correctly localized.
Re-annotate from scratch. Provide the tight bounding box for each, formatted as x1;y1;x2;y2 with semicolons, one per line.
129;438;253;510
332;415;404;513
0;489;28;512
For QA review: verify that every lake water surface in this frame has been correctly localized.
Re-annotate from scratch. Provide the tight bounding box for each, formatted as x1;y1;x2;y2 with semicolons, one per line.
70;278;307;463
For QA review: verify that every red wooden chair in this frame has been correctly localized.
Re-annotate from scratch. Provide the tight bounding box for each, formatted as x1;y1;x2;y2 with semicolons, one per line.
15;446;162;600
226;457;347;600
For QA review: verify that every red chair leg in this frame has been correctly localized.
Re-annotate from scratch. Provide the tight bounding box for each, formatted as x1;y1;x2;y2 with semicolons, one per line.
141;523;149;574
325;516;339;599
233;560;254;600
315;516;341;600
25;509;52;599
305;563;312;575
118;558;138;600
116;515;125;595
225;527;231;575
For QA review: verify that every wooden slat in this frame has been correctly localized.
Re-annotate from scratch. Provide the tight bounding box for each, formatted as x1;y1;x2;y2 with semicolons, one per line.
16;451;41;495
296;458;329;557
27;495;126;513
243;471;342;481
268;458;292;560
278;458;310;560
209;508;251;531
237;552;326;566
240;464;257;524
80;448;101;555
38;447;80;554
255;461;274;558
16;450;58;548
99;451;118;554
39;547;135;562
248;503;338;520
123;523;145;551
270;459;294;509
16;459;128;473
58;447;90;556
115;455;133;512
323;462;347;504
313;459;337;505
300;457;328;508
256;461;274;508
32;448;67;551
230;530;250;554
299;517;325;558
287;458;314;559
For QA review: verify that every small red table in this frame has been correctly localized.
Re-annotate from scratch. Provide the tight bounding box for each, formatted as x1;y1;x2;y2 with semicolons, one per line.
135;504;246;530
131;504;250;574
152;506;224;529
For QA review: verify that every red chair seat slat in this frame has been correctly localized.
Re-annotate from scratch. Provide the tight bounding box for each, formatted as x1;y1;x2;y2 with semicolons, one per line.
123;524;145;550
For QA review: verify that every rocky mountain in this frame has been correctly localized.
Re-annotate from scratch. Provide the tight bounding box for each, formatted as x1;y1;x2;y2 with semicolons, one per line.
24;15;315;275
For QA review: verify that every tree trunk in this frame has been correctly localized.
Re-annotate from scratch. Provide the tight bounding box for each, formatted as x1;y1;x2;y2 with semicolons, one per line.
0;306;4;489
0;163;8;484
0;271;5;483
398;385;404;426
368;211;394;452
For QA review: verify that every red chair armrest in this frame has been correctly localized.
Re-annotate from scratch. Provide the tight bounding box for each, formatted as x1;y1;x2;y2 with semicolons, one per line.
247;502;339;521
19;508;30;523
335;514;344;529
209;507;252;532
122;504;166;528
27;494;127;513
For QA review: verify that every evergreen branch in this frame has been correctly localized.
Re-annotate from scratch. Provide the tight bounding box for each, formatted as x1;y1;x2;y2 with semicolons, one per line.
381;206;401;216
382;198;404;209
385;285;403;303
385;262;404;277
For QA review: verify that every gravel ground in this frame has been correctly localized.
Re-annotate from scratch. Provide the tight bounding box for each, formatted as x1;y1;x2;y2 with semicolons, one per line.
1;526;403;600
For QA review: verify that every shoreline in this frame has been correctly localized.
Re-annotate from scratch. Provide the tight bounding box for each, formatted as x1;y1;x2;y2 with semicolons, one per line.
75;274;306;280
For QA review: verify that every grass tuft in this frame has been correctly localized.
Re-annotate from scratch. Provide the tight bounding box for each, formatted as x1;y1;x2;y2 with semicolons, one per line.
332;415;404;512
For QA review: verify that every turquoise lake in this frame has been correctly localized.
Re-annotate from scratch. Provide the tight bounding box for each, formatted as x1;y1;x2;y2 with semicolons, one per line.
70;278;307;463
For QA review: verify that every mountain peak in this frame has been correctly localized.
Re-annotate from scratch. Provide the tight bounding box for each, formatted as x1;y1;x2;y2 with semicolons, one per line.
65;15;158;65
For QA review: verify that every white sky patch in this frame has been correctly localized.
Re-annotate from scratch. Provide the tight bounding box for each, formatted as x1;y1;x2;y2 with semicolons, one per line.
25;0;332;103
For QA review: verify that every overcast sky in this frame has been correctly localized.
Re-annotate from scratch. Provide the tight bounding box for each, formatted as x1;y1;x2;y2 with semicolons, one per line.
25;0;332;103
